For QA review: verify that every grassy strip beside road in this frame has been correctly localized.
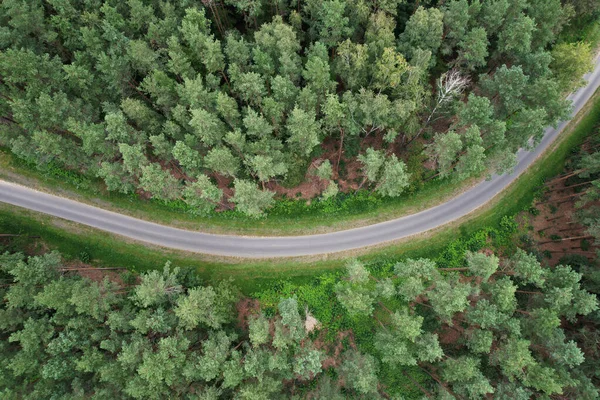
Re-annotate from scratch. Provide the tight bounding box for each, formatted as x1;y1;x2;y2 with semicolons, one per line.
2;88;600;294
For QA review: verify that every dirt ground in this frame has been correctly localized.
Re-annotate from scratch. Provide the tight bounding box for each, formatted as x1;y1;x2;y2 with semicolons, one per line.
62;259;129;286
235;297;261;330
525;166;598;266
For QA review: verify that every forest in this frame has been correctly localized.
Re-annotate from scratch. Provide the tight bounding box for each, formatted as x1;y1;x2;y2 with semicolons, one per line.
1;220;599;398
2;0;600;398
0;0;596;217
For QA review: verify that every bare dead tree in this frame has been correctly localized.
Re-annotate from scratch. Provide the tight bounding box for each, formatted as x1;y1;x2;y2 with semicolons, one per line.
409;70;470;145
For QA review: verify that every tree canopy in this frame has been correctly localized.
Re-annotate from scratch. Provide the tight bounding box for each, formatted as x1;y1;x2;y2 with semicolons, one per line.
0;0;582;217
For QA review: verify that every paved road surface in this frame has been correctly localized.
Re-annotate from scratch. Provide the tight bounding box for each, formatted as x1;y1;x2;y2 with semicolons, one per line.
2;57;600;258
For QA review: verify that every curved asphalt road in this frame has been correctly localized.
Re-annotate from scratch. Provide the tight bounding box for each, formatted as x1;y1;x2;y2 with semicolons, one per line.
2;57;600;258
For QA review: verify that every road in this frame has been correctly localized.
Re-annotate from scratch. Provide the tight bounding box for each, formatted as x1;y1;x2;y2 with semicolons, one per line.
2;57;600;258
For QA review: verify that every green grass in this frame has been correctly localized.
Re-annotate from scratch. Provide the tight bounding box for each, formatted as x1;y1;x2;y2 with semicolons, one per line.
2;87;599;295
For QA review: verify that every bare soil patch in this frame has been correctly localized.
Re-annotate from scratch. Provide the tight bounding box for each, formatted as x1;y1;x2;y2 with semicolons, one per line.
62;260;129;286
525;162;598;265
236;297;261;330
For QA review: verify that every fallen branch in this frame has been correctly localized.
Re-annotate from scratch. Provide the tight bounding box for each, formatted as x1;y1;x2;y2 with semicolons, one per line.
59;267;127;272
539;235;594;245
536;192;582;205
545;169;586;184
546;181;594;193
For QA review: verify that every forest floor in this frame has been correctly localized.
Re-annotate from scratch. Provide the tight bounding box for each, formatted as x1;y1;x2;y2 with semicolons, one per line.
519;137;600;266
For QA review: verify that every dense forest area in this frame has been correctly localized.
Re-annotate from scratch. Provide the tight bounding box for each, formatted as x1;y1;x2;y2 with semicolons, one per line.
1;237;598;398
0;0;597;217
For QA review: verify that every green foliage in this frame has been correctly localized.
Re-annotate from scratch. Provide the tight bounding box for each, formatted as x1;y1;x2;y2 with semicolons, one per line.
551;41;594;93
253;208;598;399
0;0;583;221
1;250;387;399
231;179;275;218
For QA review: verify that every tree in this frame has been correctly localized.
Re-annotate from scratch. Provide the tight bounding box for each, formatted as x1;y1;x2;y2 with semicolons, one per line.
128;40;158;74
248;313;270;348
455;144;486;180
494;382;533;400
232;71;266;106
175;282;236;330
293;348;324;380
335;40;369;90
489;276;517;314
338;350;379;395
427;275;472;322
139;164;181;201
286;107;321;158
189;108;227;146
278;297;305;342
133;264;182;308
373;47;409;90
456;27;489;71
551;42;594;93
311;0;352;48
365;11;396;58
358;148;386;184
419;70;470;138
315;160;333;180
321;182;339;199
506;107;548;150
246;155;288;183
309;376;345;399
427;131;462;178
507;249;545;286
398;6;444;64
442;0;470;50
230;179;274;218
497;12;535;57
172;141;202;174
375;155;411;197
204;147;240;177
97;162;137;194
216;92;241;128
480;64;529;117
477;0;509;33
442;356;494;399
182;175;223;216
465;251;498;280
467;329;493;354
334;260;376;316
565;0;600;17
394;258;439;301
526;78;571;124
491;336;536;382
468;299;509;329
523;364;564;395
243;108;273;138
527;0;571;48
119;143;148;177
375;308;443;367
